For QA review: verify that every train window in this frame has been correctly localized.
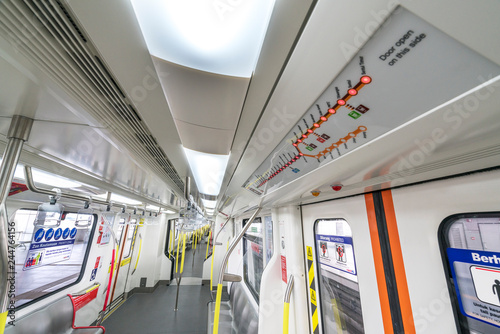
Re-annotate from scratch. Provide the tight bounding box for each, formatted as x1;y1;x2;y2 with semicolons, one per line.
264;215;273;265
13;209;97;308
439;214;500;332
242;217;264;302
314;219;365;334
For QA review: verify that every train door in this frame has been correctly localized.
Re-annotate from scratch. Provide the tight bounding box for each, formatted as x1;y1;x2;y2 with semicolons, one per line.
386;169;500;333
109;214;139;307
301;196;384;334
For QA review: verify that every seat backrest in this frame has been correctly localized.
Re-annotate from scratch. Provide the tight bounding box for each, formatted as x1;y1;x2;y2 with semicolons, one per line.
5;296;74;334
229;283;258;334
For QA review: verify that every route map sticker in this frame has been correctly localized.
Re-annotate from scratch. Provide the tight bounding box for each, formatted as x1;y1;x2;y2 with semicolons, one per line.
243;6;500;195
23;226;78;271
447;248;500;328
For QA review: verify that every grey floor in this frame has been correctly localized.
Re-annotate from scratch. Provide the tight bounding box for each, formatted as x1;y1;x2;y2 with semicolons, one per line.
102;243;222;334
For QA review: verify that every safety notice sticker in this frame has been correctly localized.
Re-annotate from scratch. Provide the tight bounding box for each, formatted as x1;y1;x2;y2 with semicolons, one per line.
447;248;500;328
316;234;357;277
23;226;77;270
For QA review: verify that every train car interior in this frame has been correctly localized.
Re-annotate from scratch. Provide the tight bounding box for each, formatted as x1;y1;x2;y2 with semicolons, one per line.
0;0;499;333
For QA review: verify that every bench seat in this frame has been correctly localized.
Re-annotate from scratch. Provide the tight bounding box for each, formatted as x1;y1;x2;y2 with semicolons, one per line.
5;295;104;334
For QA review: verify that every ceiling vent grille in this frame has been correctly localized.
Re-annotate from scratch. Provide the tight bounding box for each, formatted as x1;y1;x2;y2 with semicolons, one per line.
0;0;184;193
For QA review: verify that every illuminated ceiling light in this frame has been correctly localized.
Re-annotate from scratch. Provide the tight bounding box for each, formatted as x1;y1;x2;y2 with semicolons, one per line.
131;0;277;77
146;205;160;211
162;209;176;214
183;148;230;196
94;193;143;206
201;199;217;209
10;164;81;189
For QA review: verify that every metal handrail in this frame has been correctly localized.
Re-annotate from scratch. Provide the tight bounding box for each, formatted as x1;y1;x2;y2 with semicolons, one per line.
284;275;295;304
24;166;161;214
217;207;261;286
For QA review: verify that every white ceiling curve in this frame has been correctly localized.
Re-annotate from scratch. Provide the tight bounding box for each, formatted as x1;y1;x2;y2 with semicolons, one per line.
151;57;249;155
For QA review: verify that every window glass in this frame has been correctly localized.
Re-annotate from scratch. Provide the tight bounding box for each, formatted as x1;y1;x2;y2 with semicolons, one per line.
243;217;263;302
264;215;273;264
13;209;96;308
315;219;365;334
440;214;500;333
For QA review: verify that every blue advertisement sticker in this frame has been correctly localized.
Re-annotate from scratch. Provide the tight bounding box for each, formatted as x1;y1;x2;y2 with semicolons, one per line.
45;228;54;241
70;227;77;239
447;248;500;328
62;228;70;239
54;228;62;241
34;229;45;242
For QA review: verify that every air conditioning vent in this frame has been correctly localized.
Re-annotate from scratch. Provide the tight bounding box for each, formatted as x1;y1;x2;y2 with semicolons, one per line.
0;0;184;193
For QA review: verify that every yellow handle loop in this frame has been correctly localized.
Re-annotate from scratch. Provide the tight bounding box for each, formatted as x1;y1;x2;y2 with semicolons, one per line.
134;237;143;270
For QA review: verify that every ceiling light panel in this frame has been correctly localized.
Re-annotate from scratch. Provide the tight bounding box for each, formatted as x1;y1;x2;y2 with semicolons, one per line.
131;0;276;77
183;148;229;196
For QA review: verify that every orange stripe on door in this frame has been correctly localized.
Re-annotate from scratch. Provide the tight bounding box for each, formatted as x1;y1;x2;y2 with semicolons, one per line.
381;190;416;334
365;193;394;333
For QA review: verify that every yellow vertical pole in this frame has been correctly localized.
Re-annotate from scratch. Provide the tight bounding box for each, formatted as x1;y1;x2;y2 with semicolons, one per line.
205;230;212;260
210;245;215;291
283;302;290;334
0;311;7;334
194;230;198;250
180;234;187;274
176;232;181;273
212;284;223;334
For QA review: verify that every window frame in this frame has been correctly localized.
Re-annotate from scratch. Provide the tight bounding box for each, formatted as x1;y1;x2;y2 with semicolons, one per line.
313;218;365;334
15;209;98;310
438;212;500;334
242;217;263;303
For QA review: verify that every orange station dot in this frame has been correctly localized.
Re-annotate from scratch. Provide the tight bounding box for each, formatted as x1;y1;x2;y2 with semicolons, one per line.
361;75;372;84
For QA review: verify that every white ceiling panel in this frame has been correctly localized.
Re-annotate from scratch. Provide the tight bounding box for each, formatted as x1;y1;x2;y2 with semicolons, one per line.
175;120;235;155
152;57;249;130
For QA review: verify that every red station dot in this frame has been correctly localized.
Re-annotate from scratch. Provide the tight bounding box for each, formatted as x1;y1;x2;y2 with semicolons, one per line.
297;139;302;143
337;99;346;106
313;123;320;128
299;153;304;156
302;134;308;139
361;75;372;84
348;88;358;96
307;129;313;133
320;116;327;121
328;108;336;114
293;143;298;147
